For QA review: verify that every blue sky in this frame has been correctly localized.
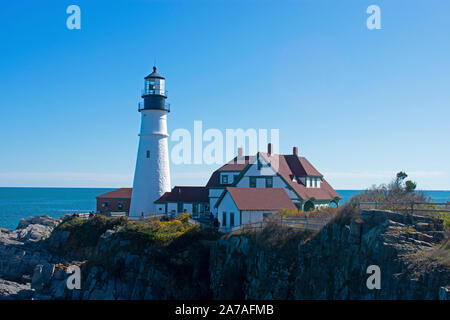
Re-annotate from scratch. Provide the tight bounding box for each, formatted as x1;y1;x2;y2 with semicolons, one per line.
0;0;449;190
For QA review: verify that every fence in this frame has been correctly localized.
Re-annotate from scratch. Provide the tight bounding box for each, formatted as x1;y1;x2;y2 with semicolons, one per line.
74;212;91;219
200;217;331;233
358;201;450;216
128;213;166;221
280;216;330;231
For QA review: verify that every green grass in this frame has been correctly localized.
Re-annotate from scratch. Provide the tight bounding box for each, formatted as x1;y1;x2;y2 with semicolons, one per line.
47;215;127;257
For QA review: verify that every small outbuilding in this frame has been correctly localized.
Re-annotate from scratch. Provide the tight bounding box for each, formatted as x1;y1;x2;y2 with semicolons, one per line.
96;188;132;215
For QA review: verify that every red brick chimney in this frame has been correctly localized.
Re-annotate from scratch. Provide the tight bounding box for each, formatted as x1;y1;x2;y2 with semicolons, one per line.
293;146;298;156
268;143;273;155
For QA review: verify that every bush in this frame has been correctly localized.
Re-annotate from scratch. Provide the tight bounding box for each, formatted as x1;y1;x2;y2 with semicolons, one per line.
278;207;338;219
48;215;128;257
117;213;196;249
439;212;450;231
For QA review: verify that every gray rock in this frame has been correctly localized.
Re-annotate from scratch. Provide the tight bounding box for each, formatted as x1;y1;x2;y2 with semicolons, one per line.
0;279;34;300
17;215;60;230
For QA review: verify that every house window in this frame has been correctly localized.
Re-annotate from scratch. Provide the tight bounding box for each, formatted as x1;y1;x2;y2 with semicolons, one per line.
146;150;150;158
265;177;273;188
233;175;239;184
118;202;123;211
250;177;256;188
221;175;228;184
102;202;108;208
230;212;235;227
222;212;227;227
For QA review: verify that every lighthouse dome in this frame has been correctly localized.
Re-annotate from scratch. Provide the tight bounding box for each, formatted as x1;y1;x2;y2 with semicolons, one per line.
145;66;165;80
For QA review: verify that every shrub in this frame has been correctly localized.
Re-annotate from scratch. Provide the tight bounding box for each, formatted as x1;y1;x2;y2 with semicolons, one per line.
48;215;128;257
117;212;197;249
278;207;338;219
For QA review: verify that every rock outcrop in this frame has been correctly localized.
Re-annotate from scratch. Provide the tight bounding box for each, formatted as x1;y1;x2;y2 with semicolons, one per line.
0;215;61;299
0;210;448;300
210;210;449;299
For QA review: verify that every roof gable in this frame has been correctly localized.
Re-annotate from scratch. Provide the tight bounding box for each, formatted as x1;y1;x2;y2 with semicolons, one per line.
259;153;341;201
205;156;255;187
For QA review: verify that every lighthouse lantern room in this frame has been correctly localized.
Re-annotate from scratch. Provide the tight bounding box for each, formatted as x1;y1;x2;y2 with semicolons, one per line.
129;66;171;217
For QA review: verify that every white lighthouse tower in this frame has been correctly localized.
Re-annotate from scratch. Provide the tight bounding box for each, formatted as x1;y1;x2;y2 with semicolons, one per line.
129;66;171;217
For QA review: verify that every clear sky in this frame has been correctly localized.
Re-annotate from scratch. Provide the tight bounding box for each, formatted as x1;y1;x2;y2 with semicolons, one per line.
0;0;449;190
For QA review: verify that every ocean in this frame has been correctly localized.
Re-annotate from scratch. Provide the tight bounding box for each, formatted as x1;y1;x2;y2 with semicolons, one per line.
0;188;448;230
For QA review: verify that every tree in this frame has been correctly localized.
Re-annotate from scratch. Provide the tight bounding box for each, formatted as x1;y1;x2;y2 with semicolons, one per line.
396;171;408;183
405;180;417;192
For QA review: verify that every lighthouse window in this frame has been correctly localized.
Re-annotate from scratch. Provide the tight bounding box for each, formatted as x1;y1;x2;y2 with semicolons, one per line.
146;150;150;158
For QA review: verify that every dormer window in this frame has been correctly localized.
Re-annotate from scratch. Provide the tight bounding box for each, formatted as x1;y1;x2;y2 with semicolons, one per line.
221;175;228;184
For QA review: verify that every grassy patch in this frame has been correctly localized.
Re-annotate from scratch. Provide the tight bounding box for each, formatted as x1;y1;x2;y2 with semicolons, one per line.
47;215;127;257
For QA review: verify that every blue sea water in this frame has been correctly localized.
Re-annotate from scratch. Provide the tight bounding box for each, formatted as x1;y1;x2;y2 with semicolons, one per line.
0;188;448;230
0;188;114;230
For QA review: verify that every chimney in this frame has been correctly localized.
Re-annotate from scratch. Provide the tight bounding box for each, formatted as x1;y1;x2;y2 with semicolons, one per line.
293;146;298;156
268;143;273;155
238;146;243;157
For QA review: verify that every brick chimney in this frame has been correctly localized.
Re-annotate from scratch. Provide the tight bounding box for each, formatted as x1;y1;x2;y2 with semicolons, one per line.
293;146;298;156
238;146;243;157
268;143;273;155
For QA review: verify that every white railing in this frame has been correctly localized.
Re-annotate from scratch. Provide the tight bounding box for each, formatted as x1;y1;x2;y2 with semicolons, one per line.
280;216;330;231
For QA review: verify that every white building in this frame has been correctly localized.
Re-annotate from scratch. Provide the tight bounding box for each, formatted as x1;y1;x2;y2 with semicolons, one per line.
205;144;341;217
214;187;297;232
129;67;171;217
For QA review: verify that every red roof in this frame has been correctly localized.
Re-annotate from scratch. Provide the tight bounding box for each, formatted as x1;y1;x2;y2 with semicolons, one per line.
220;187;297;211
259;152;341;201
96;188;132;199
206;156;255;187
154;186;209;203
206;151;340;201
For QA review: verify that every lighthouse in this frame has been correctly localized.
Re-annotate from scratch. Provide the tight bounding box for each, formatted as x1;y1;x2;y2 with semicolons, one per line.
129;66;171;217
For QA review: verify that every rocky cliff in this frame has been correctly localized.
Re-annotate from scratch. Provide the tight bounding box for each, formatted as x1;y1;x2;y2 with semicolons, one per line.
0;208;448;300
